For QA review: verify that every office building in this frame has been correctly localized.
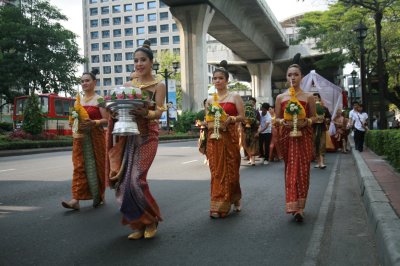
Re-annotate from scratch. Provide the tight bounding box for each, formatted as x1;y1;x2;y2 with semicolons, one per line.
82;0;180;95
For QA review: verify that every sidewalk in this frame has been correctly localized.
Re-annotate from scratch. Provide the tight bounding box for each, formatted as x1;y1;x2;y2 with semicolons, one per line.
352;144;400;265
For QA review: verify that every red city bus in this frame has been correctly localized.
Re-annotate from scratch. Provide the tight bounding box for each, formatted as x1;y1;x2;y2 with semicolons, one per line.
13;94;75;135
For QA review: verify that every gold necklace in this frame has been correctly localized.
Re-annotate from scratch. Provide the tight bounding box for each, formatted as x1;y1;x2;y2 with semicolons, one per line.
132;78;161;89
218;92;230;102
83;94;95;102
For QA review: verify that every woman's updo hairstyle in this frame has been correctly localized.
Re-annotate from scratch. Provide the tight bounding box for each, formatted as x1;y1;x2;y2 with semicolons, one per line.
213;60;229;80
82;68;99;81
134;40;153;60
287;63;303;75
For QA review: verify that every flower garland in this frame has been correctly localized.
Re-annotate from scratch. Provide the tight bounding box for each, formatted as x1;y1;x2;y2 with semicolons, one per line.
284;87;306;137
205;93;227;140
69;93;90;137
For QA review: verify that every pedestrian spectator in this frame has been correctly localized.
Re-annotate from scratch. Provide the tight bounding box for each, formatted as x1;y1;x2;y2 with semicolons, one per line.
197;98;209;164
351;103;368;152
258;102;272;165
274;64;316;222
105;40;165;240
313;93;331;169
241;97;260;166
62;69;108;210
206;60;245;218
348;101;359;134
268;105;282;162
167;101;177;132
332;109;349;153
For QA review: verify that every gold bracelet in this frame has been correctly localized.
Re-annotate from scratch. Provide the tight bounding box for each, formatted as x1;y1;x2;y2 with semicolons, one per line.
307;118;312;126
145;110;157;119
230;116;236;123
95;120;101;126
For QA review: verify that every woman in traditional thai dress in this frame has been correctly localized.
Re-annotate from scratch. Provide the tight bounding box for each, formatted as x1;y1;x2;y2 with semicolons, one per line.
241;98;259;166
274;64;316;222
62;69;108;210
206;60;245;218
105;40;166;240
333;109;349;153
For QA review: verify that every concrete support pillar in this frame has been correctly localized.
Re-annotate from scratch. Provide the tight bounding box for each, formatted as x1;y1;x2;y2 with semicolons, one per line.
248;61;274;104
169;4;215;111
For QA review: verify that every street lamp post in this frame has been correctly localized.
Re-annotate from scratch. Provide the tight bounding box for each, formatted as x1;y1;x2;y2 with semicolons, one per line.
353;22;368;120
350;70;357;107
152;60;179;132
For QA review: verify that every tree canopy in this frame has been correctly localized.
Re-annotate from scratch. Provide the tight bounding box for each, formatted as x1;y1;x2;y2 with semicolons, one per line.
296;0;400;108
0;0;84;107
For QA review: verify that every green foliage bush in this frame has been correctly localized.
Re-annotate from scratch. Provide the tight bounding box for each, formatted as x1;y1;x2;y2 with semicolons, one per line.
174;111;197;133
0;122;13;132
22;94;43;135
366;129;400;170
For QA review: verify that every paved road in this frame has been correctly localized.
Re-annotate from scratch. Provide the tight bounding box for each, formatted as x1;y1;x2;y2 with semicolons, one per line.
0;141;378;265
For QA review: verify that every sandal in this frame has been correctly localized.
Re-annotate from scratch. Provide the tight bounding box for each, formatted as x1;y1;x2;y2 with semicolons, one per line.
210;212;220;219
144;222;158;239
294;212;304;223
61;200;80;210
128;230;144;240
233;201;241;212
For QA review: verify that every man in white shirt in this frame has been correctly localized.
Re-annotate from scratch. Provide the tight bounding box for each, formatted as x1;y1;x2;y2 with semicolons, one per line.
258;103;272;165
350;104;368;151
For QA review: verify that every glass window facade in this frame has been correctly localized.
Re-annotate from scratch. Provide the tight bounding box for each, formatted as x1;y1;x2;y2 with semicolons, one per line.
101;6;109;14
148;1;156;9
125;28;133;36
124;16;133;24
160;24;168;32
103;66;111;74
148;25;157;34
124;4;133;12
126;64;134;73
101;18;109;26
114;53;122;61
91;55;99;63
104;78;112;86
149;37;157;46
125;40;134;48
102;30;110;38
137;39;145;46
148;13;156;21
173;35;180;44
125;52;134;60
112;5;121;13
90;8;98;16
90;19;98;27
113;17;121;25
113;41;122;49
160;12;168;20
103;54;111;62
136;27;145;35
113;29;121;37
136;14;144;23
90;31;99;39
91;43;99;51
102;42;110;50
135;2;144;10
115;77;123;85
160;36;169;45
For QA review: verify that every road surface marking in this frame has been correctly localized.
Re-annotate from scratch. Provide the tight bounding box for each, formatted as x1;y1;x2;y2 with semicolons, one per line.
302;156;339;266
0;169;16;173
182;160;198;164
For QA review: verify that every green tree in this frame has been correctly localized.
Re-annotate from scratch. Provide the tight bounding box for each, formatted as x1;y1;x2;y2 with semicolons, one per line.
0;0;84;99
155;50;182;108
22;93;43;135
296;0;400;113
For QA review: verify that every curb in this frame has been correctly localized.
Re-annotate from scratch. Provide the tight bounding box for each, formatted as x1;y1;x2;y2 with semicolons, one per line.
352;147;400;266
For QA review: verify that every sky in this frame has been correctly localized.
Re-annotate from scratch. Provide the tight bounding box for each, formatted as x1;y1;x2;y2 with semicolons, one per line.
49;0;329;56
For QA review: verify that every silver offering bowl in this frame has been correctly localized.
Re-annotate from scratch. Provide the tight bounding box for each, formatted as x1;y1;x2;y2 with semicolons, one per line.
100;99;152;136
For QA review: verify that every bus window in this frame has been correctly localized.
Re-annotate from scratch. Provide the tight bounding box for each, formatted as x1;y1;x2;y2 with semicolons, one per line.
40;96;49;114
55;99;64;116
15;98;26;115
63;100;71;116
